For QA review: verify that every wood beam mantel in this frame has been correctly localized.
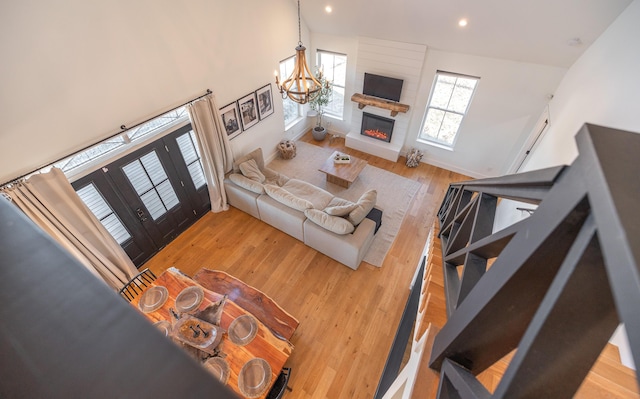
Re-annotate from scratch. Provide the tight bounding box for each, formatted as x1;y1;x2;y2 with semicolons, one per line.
351;93;409;117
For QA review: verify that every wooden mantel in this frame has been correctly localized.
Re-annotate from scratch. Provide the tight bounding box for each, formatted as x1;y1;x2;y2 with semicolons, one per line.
351;93;410;117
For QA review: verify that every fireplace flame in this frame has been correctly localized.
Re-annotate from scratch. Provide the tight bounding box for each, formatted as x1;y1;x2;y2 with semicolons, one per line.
364;129;388;140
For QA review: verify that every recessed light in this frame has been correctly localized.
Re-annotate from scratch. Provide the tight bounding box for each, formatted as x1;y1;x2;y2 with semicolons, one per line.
567;37;583;47
458;18;468;27
325;5;332;13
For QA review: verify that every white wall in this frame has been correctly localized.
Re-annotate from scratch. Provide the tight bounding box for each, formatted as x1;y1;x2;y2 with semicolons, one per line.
407;50;566;178
522;0;640;172
0;0;304;183
495;0;640;369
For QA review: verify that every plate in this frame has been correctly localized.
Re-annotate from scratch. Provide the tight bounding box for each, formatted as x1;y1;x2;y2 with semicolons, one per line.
138;286;169;313
204;357;229;385
228;314;258;346
153;320;172;337
238;358;272;398
175;286;204;313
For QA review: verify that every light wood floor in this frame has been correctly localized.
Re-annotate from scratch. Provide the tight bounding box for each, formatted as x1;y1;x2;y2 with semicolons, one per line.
143;131;468;398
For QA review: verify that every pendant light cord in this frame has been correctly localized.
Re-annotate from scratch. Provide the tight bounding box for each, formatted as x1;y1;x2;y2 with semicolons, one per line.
297;0;302;46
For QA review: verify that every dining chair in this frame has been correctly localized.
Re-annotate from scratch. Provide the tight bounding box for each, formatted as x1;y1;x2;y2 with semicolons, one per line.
119;268;157;302
266;367;292;399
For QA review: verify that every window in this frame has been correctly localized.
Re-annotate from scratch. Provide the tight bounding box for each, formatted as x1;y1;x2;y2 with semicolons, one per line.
76;183;131;245
279;56;303;127
317;50;347;118
54;106;188;174
176;130;206;190
419;71;479;147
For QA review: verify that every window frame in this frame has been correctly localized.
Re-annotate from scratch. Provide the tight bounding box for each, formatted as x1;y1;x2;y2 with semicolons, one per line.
316;49;347;119
418;70;480;149
279;55;304;128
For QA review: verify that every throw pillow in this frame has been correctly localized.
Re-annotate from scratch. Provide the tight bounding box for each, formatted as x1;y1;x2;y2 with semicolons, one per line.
348;189;377;225
228;173;265;194
324;197;358;216
239;159;265;183
304;209;355;235
233;148;265;172
264;184;314;211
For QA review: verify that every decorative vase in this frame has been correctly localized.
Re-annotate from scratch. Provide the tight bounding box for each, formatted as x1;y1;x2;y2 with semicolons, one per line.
312;126;327;141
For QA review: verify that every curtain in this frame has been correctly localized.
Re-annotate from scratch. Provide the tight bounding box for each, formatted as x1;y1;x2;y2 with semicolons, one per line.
187;93;234;212
1;168;138;289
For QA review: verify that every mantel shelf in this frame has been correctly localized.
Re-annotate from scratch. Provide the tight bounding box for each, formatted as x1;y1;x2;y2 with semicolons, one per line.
351;93;410;117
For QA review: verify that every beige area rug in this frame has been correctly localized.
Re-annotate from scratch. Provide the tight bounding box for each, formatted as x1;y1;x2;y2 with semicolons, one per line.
267;141;421;267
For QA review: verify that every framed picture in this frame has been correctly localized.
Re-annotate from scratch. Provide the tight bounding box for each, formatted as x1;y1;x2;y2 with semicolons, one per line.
238;92;259;131
219;102;242;139
256;84;274;120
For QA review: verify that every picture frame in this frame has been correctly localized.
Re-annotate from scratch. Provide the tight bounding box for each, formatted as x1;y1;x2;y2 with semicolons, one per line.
219;102;242;139
256;84;274;120
238;92;259;131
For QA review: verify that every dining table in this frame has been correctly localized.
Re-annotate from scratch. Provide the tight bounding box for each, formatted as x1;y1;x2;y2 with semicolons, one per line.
130;267;296;399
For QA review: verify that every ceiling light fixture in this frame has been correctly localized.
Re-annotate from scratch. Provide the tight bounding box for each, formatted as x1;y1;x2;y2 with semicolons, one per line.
274;0;327;104
458;18;468;27
325;5;332;13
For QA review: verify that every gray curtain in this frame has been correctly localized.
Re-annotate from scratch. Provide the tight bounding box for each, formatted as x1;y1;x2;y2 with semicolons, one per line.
187;93;234;212
1;168;138;289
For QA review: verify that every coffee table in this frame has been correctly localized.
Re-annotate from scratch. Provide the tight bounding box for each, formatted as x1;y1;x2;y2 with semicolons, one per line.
319;151;367;188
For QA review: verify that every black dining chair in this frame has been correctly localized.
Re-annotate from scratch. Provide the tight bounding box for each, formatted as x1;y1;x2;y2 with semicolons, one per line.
119;268;157;302
266;368;292;399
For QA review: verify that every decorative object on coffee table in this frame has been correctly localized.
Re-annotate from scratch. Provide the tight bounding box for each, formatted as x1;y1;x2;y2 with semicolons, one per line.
405;147;423;168
333;153;351;164
319;151;367;188
277;140;296;159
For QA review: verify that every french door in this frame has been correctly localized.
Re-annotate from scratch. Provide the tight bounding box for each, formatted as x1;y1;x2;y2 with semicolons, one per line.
73;125;210;267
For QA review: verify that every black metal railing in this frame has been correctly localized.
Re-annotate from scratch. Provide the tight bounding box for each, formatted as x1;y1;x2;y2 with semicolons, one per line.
428;124;640;398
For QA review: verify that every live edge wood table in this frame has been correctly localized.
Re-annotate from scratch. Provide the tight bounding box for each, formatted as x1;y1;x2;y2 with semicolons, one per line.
318;151;367;188
130;267;297;399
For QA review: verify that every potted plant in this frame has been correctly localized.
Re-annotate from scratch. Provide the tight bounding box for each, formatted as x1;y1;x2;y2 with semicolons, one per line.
308;71;333;141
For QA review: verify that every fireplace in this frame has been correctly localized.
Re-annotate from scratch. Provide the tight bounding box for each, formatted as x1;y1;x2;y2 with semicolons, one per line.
360;112;394;143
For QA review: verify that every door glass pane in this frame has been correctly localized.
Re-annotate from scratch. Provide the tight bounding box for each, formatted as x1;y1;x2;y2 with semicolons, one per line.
122;150;180;221
176;131;207;190
76;183;132;245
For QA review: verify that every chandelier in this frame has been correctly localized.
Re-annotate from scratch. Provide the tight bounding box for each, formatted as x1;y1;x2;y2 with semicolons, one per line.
274;0;326;104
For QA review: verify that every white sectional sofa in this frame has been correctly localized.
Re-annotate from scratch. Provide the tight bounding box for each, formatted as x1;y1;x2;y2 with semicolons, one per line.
224;148;379;270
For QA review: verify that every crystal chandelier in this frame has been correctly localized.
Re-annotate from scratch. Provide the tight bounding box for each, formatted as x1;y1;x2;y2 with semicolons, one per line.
274;0;326;104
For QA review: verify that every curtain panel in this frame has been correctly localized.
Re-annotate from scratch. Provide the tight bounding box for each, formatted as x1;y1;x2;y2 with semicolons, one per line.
1;168;138;289
187;93;234;212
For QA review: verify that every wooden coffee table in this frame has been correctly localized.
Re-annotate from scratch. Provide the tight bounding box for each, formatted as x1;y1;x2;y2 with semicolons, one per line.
319;151;367;188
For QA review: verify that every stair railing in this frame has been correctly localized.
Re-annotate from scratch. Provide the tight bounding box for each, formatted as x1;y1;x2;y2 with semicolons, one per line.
429;123;640;398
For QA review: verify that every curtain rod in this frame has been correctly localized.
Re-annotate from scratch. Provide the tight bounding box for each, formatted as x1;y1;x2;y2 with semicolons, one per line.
1;89;212;188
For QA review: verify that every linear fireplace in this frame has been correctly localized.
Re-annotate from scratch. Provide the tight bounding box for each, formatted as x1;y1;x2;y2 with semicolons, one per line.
361;112;394;143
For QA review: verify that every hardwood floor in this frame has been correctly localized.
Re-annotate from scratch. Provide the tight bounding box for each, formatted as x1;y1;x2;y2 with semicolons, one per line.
143;131;468;398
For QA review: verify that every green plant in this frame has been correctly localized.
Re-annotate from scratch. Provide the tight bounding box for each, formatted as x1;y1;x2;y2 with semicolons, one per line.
309;71;333;130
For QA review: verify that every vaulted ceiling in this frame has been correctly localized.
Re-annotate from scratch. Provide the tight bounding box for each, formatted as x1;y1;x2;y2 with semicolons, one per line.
299;0;633;67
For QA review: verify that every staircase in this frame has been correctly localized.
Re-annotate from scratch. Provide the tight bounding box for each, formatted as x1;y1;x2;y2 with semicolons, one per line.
379;124;640;398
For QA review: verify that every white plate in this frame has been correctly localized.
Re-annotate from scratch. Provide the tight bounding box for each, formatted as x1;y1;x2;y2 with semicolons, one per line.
238;358;271;398
228;314;258;346
138;286;169;313
175;286;204;313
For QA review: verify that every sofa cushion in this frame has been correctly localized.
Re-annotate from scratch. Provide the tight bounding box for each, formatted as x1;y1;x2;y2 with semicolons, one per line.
263;168;290;187
304;209;355;235
348;189;377;225
228;173;265;194
233;148;265;173
265;184;314;211
324;197;358;216
280;179;334;210
239;159;266;183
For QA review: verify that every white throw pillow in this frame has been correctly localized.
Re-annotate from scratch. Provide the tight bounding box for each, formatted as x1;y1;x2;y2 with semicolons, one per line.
305;209;355;235
239;159;266;183
324;197;358;216
265;184;314;211
348;189;377;225
228;173;265;194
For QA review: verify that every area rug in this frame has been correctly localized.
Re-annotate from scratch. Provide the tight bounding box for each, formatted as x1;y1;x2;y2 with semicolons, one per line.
267;141;421;267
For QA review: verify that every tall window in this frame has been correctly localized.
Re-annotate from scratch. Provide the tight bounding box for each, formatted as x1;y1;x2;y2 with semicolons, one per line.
317;50;347;118
419;71;479;147
279;56;303;127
